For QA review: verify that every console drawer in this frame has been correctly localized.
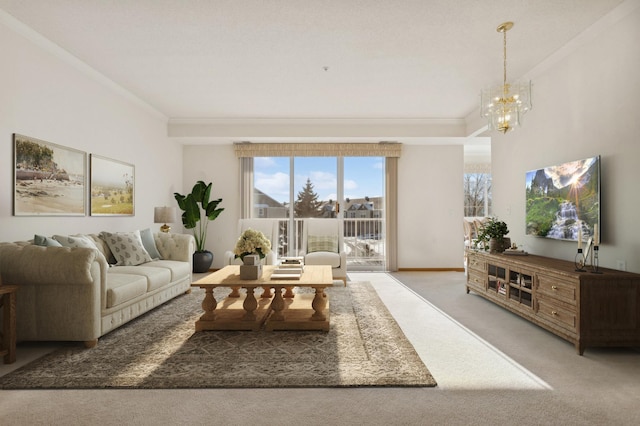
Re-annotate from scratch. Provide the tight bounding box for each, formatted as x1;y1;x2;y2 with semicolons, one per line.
536;297;577;332
467;252;485;274
467;270;486;290
537;273;577;305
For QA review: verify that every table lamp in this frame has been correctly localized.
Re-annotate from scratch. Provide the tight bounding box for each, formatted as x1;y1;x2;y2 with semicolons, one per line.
154;206;178;233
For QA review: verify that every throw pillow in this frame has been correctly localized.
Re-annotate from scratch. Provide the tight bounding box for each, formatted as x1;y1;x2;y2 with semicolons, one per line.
307;235;339;253
139;227;162;260
53;235;99;250
34;234;63;247
101;230;153;266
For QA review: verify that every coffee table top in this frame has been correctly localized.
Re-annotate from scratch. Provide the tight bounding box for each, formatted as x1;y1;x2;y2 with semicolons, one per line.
192;264;333;288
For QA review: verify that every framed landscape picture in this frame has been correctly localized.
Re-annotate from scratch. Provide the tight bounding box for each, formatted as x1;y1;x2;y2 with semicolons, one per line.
90;154;135;216
13;133;87;216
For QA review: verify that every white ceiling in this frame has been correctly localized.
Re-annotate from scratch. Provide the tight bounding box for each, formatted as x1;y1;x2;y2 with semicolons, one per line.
0;0;626;147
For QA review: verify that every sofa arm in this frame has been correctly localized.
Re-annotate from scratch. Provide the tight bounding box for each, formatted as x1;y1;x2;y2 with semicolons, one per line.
0;244;106;286
0;243;107;343
224;250;236;265
154;233;196;264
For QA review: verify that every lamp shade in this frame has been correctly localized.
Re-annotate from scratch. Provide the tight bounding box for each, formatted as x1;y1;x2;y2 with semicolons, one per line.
154;206;178;224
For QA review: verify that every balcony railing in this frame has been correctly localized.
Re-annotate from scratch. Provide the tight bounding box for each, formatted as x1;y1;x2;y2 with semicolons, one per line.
274;218;385;270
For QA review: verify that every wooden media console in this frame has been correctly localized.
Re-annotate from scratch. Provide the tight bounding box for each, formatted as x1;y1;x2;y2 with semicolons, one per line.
466;251;640;355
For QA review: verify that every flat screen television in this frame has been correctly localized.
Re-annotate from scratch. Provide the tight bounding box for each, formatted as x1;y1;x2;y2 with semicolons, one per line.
525;155;600;242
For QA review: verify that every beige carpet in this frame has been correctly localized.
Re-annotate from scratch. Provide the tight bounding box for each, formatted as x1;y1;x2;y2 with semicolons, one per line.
0;282;436;389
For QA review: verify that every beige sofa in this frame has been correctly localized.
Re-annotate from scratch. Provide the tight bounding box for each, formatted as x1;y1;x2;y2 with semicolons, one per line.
0;232;194;348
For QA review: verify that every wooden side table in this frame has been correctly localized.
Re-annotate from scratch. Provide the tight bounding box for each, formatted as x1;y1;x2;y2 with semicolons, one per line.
0;285;18;364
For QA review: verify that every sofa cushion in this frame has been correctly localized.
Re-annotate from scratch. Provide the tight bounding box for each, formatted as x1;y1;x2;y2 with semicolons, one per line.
106;273;148;308
101;230;153;266
139;228;162;260
305;251;341;268
109;265;172;292
144;260;190;282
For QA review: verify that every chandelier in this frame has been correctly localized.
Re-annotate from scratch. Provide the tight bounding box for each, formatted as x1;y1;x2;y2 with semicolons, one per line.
481;22;532;133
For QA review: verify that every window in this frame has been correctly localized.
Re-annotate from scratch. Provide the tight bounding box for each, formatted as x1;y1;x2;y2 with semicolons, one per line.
236;142;400;271
464;172;492;217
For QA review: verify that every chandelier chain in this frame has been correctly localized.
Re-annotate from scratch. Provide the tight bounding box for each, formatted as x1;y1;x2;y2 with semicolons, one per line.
503;27;508;88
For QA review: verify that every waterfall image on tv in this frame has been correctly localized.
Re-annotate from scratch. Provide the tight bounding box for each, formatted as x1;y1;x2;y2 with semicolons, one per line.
525;156;600;241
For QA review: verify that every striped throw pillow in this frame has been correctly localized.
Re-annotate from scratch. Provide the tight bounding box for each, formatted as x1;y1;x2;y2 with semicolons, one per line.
307;235;339;253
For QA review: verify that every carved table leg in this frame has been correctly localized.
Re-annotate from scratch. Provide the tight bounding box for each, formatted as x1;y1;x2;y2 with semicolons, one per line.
243;287;258;321
229;286;241;298
283;286;295;298
311;287;327;321
200;287;218;321
261;286;273;298
270;286;285;321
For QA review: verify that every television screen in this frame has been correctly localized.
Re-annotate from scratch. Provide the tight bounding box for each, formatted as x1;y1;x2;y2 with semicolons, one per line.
525;156;600;241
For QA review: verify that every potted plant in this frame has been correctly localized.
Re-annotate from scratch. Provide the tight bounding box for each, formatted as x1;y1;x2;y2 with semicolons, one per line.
233;228;272;263
174;181;224;272
475;217;510;253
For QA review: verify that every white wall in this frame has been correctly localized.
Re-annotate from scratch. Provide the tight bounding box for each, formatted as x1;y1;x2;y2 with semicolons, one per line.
0;20;182;242
182;145;239;268
491;6;640;272
182;143;464;270
398;145;464;269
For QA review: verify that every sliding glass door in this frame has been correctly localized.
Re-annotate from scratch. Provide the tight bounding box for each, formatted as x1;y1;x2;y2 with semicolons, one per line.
343;157;385;271
252;155;385;271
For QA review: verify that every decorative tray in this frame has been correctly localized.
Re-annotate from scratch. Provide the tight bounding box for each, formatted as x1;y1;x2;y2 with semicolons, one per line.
503;249;528;255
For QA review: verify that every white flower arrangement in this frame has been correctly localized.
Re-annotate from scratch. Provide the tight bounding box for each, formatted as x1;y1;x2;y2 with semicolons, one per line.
233;228;272;261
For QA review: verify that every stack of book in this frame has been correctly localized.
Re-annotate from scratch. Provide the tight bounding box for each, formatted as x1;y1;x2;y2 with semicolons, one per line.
271;257;304;280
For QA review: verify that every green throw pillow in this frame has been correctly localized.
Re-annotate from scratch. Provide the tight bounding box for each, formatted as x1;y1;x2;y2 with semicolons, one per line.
139;228;162;260
34;234;63;247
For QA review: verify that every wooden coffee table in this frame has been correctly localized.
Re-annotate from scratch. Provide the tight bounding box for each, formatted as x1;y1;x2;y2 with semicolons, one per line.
191;265;333;332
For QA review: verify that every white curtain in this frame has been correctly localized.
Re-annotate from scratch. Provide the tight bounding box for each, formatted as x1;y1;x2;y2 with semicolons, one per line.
239;157;253;219
385;157;398;272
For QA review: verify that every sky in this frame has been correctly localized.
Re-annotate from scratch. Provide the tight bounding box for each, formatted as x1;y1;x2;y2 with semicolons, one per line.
254;156;384;204
90;155;134;187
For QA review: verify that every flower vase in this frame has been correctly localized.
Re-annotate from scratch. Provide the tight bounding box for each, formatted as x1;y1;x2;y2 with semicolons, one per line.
240;254;263;279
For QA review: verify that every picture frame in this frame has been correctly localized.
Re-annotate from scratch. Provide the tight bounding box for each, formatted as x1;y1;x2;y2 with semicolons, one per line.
90;154;135;216
13;133;87;216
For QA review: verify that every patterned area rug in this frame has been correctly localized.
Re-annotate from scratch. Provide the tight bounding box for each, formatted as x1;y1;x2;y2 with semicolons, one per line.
0;282;436;389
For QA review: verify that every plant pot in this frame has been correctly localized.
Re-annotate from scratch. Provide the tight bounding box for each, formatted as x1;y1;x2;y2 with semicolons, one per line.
488;238;511;253
193;250;214;273
489;238;505;253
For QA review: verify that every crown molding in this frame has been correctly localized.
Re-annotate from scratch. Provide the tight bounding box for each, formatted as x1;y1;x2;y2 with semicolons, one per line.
168;117;468;139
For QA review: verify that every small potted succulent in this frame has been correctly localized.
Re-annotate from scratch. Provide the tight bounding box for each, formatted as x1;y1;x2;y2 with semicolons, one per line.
475;217;509;253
